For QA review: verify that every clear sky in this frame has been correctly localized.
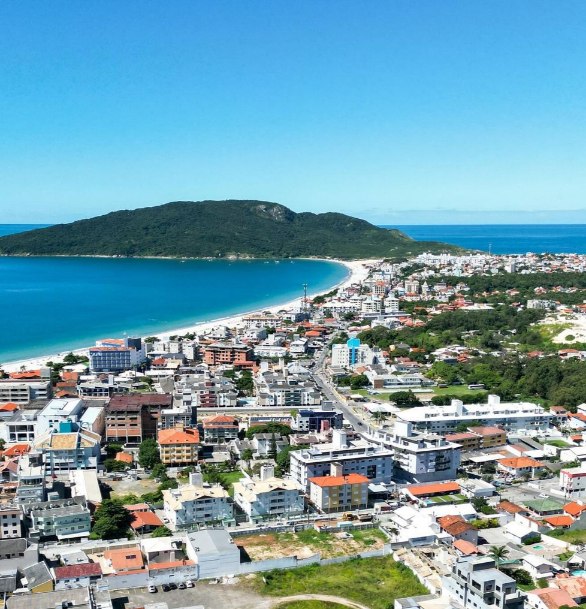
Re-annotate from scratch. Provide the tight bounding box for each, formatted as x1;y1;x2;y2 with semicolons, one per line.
1;1;585;224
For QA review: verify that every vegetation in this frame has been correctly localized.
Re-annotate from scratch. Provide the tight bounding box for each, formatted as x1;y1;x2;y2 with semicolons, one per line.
255;556;427;609
90;499;133;540
138;438;161;469
389;391;422;407
276;602;349;609
0;200;461;259
488;545;510;567
151;526;172;538
549;529;586;543
104;458;130;472
246;422;293;439
522;533;542;545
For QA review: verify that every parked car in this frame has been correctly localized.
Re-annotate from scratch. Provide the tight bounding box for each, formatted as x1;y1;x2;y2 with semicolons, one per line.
178;582;186;590
168;583;177;590
148;584;157;593
162;584;170;592
186;580;195;588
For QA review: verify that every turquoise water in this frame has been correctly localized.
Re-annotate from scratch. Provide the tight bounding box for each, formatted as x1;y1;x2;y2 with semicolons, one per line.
572;570;586;576
0;256;347;363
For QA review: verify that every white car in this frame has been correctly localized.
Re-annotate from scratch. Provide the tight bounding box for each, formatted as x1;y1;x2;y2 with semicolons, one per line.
148;584;157;593
186;580;195;588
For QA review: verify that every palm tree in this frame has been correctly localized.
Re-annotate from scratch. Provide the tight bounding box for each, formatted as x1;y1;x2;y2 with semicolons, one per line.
372;410;388;425
489;545;510;567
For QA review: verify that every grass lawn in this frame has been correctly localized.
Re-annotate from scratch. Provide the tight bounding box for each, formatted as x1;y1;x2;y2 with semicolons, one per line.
544;440;571;448
276;602;350;609
429;493;467;504
254;556;428;609
549;529;586;544
432;385;488;397
220;471;244;497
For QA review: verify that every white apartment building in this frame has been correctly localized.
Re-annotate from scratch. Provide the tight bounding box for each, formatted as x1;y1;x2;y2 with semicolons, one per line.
163;473;232;528
330;338;379;370
372;420;461;483
559;466;586;499
0;507;22;539
0;380;52;405
290;429;394;490
233;465;304;520
398;395;553;435
36;398;84;436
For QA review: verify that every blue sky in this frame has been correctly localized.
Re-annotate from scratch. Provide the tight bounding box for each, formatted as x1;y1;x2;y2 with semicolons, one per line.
1;1;585;224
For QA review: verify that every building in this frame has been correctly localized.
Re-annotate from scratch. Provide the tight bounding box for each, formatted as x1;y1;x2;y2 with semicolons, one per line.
203;342;254;367
25;497;91;541
89;337;146;372
373;420;461;483
559;467;586;499
163;472;232;528
293;407;344;433
158;425;200;466
526;587;578;609
33;421;101;470
437;515;478;545
331;338;378;369
443;556;525;609
79;406;106;435
399;395;553;435
256;372;322;408
309;467;368;513
0;507;21;539
36;397;84;435
185;529;241;581
22;561;53;593
0;380;52;405
290;429;394;490
105;393;172;442
445;426;507;452
53;562;103;590
15;453;45;504
233;465;304;520
202;414;239;444
497;457;546;479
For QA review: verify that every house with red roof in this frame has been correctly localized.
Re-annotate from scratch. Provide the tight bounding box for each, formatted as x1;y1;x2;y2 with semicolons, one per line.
53;562;102;590
437;514;478;545
497;457;546;478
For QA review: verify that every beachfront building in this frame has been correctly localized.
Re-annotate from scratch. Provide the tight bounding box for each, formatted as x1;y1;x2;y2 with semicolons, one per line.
163;473;232;528
89;337;146;373
290;429;394;490
371;420;461;483
398;395;553;435
233;465;304;520
308;469;369;513
0;380;52;405
158;425;200;466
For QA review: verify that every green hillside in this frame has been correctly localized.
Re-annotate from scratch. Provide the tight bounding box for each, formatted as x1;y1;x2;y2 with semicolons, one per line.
0;200;461;260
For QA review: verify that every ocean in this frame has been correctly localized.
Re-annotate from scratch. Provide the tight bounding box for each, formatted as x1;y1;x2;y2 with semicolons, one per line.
393;224;586;255
0;230;347;362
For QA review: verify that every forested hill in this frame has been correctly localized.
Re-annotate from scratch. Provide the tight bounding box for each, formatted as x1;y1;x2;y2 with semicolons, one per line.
0;200;462;260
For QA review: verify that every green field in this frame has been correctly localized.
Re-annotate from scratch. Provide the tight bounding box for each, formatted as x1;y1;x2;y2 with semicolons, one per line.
429;493;468;504
276;602;351;609
549;529;586;544
254;556;427;609
221;471;245;497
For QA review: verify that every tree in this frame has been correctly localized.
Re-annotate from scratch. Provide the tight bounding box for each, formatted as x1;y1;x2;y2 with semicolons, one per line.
104;458;129;472
371;411;388;424
151;526;172;538
489;545;510;567
139;438;161;469
268;433;278;460
390;391;422;407
91;499;133;540
508;569;533;586
241;448;254;461
150;463;169;481
246;422;292;440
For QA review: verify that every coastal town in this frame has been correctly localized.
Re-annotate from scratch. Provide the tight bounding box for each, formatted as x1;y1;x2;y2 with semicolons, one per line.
3;252;586;609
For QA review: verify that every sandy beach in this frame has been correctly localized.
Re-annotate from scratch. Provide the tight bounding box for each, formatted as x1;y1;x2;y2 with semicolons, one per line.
1;259;374;373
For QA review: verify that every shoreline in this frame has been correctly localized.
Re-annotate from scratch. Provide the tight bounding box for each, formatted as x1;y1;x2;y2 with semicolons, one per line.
1;258;374;373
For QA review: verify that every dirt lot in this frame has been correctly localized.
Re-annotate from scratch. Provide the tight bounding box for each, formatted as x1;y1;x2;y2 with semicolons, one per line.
235;527;387;561
107;474;159;499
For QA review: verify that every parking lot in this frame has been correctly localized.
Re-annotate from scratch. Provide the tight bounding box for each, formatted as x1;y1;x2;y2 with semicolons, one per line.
111;581;272;609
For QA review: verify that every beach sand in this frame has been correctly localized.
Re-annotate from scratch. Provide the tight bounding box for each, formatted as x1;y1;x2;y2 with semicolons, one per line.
1;259;374;373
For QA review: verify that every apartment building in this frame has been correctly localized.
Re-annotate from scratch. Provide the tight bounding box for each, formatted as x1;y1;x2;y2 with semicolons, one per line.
158;425;200;466
0;380;52;405
256;372;322;408
290;429;394;490
293;407;344;433
559;467;586;499
203;342;254;367
15;453;46;504
163;473;232;528
309;468;368;513
33;421;101;471
26;498;91;541
202;414;239;444
88;337;146;373
399;395;552;435
446;426;507;452
233;465;304;520
0;507;22;539
36;397;84;435
3;410;37;443
443;557;525;609
331;338;379;370
105;393;172;442
373;420;461;483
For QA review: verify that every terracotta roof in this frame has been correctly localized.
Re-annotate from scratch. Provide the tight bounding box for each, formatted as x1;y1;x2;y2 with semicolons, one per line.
544;515;574;527
498;457;545;469
54;563;102;579
115;451;133;464
130;510;164;530
309;473;368;488
453;539;478;556
406;481;461;497
497;500;525;514
9;371;40;379
149;559;195;570
104;547;144;571
2;443;30;457
445;432;478;442
438;515;474;536
555;576;586;601
528;588;577;609
470;426;505;436
564;502;586;517
203;414;238;426
158;427;200;445
0;402;19;412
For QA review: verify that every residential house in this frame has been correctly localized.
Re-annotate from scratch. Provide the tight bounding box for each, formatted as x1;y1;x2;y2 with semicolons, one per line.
53;563;102;590
526;588;577;609
36;398;84;435
0;507;21;539
437;515;478;545
559;467;586;499
497;457;546;479
22;561;53;593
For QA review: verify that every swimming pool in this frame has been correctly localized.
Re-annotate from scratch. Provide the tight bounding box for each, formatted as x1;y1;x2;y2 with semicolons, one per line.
572;570;586;576
532;545;544;550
